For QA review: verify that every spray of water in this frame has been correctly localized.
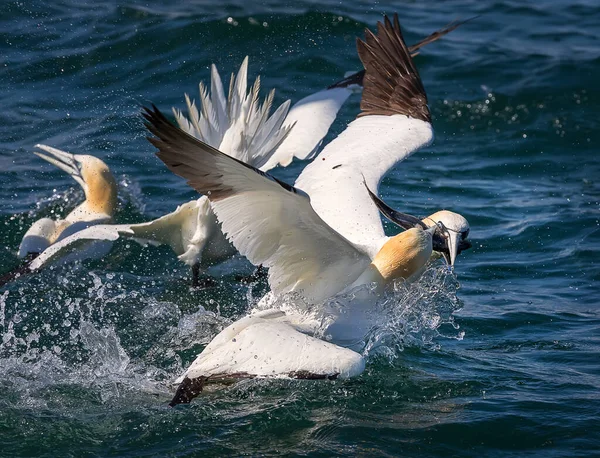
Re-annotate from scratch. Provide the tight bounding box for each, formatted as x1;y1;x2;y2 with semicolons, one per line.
0;250;463;407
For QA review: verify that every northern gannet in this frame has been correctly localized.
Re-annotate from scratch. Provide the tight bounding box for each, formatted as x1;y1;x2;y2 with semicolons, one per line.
0;145;118;287
143;14;472;404
17;145;118;260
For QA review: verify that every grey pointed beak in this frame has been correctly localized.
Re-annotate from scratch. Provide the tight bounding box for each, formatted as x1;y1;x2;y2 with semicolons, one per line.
445;230;460;266
33;144;86;189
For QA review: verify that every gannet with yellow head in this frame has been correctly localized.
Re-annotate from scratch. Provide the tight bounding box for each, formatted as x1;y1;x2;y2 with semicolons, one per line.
18;145;118;259
367;190;472;267
142;13;472;405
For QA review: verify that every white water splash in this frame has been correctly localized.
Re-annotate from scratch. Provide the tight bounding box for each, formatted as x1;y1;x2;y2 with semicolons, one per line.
246;264;464;365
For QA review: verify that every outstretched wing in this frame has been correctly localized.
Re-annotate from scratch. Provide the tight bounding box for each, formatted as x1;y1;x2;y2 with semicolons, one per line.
25;199;205;269
295;14;434;257
262;86;356;169
144;105;370;303
28;224;125;271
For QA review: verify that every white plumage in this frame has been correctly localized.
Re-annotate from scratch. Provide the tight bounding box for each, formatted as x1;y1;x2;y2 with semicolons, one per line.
145;14;472;405
17;145;118;263
173;309;365;386
262;86;357;169
295;114;434;257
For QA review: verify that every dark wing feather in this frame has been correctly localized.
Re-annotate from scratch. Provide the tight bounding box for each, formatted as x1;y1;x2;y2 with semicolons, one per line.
327;16;478;89
408;17;477;55
142;105;298;201
328;17;474;90
357;13;430;122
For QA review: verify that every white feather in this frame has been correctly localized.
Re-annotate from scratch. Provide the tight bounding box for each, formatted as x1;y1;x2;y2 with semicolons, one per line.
175;56;292;171
27;198;235;271
175;309;365;384
200;154;371;302
263;87;354;169
295;115;434;257
28;224;125;271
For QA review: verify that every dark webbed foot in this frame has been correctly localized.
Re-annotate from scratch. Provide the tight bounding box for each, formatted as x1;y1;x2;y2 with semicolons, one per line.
169;373;255;406
190;264;218;288
235;265;267;284
0;253;38;288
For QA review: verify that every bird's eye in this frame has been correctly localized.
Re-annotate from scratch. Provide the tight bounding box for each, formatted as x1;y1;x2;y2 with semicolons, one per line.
462;229;470;240
436;221;450;238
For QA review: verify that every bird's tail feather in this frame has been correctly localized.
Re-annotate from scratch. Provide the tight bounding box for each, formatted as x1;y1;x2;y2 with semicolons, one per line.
173;57;293;170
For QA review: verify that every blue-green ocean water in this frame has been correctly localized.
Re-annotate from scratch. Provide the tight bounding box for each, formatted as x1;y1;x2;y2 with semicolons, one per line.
1;0;599;456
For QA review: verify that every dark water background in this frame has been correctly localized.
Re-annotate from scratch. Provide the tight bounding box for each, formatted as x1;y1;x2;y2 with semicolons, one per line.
1;0;599;456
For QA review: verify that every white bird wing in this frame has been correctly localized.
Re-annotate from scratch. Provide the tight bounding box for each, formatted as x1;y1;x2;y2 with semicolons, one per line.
144;106;371;303
122;200;203;257
118;197;234;267
294;14;435;258
28;224;127;271
261;86;354;170
24;198;235;272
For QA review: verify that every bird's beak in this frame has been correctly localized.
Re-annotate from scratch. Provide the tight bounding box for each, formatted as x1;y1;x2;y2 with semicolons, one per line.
443;230;460;266
365;183;427;230
33;144;86;189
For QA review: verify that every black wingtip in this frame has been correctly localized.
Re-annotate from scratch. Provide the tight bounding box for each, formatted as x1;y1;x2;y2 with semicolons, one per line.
407;15;479;54
328;15;475;91
0;254;36;289
169;377;207;407
356;12;431;122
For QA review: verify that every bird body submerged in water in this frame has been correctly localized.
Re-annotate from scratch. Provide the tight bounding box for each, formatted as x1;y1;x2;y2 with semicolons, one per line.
144;14;472;405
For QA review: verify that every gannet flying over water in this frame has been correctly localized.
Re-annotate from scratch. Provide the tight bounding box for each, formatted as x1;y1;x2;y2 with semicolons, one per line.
143;13;472;404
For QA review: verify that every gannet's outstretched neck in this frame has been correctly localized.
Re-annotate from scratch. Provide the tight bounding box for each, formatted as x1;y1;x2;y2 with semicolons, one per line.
144;13;472;404
18;145;117;259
